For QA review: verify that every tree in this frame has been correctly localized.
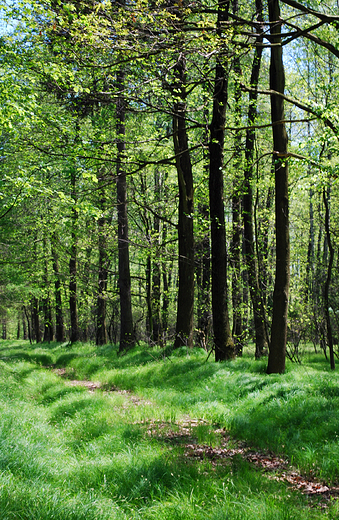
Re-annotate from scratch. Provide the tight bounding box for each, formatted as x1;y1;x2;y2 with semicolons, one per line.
116;65;136;352
267;0;290;374
171;22;195;350
242;0;270;359
209;0;235;361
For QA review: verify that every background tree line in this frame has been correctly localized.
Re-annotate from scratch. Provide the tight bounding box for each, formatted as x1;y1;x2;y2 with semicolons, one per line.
1;0;339;373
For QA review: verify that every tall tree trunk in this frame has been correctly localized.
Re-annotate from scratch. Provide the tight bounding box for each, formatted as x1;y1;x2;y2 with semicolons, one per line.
152;258;162;345
17;312;20;340
146;254;153;340
209;0;234;361
231;7;243;352
152;171;163;345
116;69;135;353
258;182;274;310
69;165;80;344
196;107;211;351
196;203;211;350
172;16;194;350
43;237;53;343
2;316;6;340
22;309;27;340
267;0;290;374
51;232;65;342
305;57;314;305
79;242;92;342
32;297;41;344
323;186;335;370
162;223;171;344
243;0;269;358
23;306;32;344
96;173;109;346
43;297;53;343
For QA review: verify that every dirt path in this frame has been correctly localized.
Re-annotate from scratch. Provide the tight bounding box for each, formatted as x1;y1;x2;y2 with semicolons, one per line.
52;367;339;504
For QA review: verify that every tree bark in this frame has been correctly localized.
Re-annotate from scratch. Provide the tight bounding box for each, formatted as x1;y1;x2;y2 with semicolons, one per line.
2;316;6;340
116;69;135;353
23;306;32;344
69;165;80;344
267;0;290;374
162;225;171;345
22;309;27;340
43;296;53;343
323;186;335;370
196;204;211;350
243;0;269;359
32;297;41;344
51;232;65;342
96;173;109;346
146;254;153;339
171;16;194;350
43;237;53;343
151;171;163;345
209;0;234;361
17;312;20;340
231;8;243;352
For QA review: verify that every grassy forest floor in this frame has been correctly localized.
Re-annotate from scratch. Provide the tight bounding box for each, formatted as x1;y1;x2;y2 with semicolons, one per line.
0;340;339;519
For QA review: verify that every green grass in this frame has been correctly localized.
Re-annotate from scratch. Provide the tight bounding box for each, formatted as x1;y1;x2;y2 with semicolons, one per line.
0;339;338;519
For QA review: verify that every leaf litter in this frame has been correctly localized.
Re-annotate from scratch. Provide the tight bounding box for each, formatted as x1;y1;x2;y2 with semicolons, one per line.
145;420;339;503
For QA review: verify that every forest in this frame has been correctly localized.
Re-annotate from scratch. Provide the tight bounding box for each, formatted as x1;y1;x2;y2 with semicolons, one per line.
2;2;339;518
1;0;339;372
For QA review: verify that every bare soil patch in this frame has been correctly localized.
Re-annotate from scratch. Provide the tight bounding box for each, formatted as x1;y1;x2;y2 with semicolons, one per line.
52;367;339;503
146;420;339;502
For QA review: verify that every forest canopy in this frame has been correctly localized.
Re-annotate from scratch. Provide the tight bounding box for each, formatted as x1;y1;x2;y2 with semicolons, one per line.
1;0;339;373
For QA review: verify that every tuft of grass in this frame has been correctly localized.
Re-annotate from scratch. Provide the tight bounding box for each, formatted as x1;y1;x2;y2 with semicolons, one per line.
0;339;338;519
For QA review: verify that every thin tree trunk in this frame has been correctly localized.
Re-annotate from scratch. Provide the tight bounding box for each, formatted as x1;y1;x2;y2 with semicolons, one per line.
258;182;274;310
22;309;27;340
32;297;41;344
43;237;53;343
152;171;163;345
17;312;20;340
69;165;80;344
323;186;335;370
146;254;153;340
51;232;65;342
267;0;290;374
23;306;32;344
231;16;243;352
43;297;53;343
230;0;243;353
2;317;6;340
305;187;314;301
162;224;171;345
96;173;109;346
209;0;234;361
243;0;269;358
116;69;135;353
305;57;314;304
79;242;92;342
172;17;194;350
152;259;162;345
196;203;211;350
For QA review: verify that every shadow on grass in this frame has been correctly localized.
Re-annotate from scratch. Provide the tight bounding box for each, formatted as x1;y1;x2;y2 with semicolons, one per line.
50;396;96;423
2;340;339;483
55;353;80;367
38;383;85;405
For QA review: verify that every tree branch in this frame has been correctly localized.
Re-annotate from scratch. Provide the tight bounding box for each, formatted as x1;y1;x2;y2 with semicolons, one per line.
281;0;339;23
240;84;338;136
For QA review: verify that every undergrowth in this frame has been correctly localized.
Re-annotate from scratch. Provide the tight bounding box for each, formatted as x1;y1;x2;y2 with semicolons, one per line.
0;339;338;519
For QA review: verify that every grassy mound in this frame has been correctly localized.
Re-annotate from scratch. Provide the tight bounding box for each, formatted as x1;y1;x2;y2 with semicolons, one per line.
0;339;337;519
